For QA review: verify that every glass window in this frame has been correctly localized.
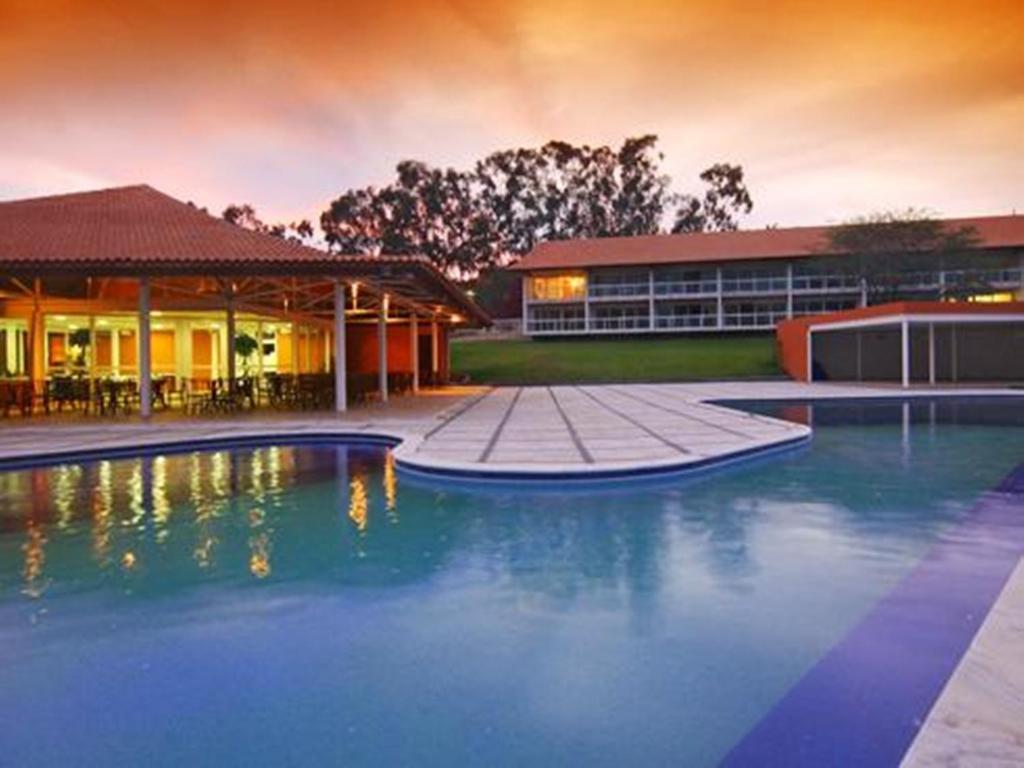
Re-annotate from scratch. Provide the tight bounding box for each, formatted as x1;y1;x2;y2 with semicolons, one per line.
529;274;587;301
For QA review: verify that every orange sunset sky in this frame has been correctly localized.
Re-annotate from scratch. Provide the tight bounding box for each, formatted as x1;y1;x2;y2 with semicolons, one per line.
1;0;1021;228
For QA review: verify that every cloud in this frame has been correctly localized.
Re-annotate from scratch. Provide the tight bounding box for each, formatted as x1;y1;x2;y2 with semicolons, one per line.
0;0;1020;225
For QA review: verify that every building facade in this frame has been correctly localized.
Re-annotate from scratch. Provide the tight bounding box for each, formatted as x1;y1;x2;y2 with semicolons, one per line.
0;185;487;414
511;216;1024;337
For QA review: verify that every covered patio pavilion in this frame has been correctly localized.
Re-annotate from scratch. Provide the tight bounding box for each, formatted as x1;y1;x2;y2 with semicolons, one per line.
0;185;488;417
777;301;1024;387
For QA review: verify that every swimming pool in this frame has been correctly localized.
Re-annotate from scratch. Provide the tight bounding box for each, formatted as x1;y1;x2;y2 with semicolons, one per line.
1;399;1022;766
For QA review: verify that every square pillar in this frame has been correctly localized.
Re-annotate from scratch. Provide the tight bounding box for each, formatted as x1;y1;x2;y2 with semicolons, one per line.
806;329;814;382
226;297;237;384
410;314;420;393
900;319;910;389
290;320;300;374
334;281;347;412
430;318;440;380
928;323;936;385
378;295;389;402
138;277;152;418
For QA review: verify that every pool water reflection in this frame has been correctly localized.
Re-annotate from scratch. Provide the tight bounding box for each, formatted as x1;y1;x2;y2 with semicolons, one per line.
1;399;1023;766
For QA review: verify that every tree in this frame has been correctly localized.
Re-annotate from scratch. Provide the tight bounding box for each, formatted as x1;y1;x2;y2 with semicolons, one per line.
468;267;522;319
321;162;500;275
475;135;673;256
319;137;753;276
821;209;981;304
222;204;315;245
672;163;753;233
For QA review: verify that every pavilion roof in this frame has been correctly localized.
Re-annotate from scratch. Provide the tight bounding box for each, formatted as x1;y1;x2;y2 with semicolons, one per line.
0;185;488;324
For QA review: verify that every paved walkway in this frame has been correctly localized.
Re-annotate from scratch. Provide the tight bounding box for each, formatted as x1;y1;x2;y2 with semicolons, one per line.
902;558;1024;767
399;384;809;477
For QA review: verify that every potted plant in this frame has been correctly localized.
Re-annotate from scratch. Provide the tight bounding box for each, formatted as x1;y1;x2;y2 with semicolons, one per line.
235;332;259;376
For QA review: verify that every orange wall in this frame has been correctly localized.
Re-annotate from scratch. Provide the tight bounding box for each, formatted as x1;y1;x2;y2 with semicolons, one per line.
152;330;175;373
776;319;809;381
344;323;445;378
94;332;112;366
119;331;137;369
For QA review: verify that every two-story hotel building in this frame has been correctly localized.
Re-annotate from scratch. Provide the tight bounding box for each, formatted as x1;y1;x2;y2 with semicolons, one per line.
511;216;1024;337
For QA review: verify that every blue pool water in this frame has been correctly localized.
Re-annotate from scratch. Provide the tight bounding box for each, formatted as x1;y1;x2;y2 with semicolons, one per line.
1;399;1023;766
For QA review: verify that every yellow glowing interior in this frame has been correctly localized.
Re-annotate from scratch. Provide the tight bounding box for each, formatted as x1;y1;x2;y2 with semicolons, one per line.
965;292;1017;303
529;274;587;301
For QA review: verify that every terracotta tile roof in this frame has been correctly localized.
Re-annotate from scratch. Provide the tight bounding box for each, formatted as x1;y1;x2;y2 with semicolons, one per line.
0;184;489;324
0;184;354;266
511;215;1024;271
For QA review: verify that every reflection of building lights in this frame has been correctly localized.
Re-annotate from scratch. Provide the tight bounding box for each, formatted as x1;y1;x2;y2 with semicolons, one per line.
121;551;137;570
194;537;216;568
384;451;397;517
21;521;47;598
153;456;170;532
93;461;113;566
249;533;271;579
349;476;368;532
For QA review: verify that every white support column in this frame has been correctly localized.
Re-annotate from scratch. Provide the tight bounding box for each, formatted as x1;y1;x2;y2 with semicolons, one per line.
138;277;152;418
928;323;936;385
378;295;389;402
410;314;420;393
87;314;97;380
583;271;591;333
807;329;814;382
333;281;347;413
256;321;264;380
226;297;237;384
521;276;530;334
900;319;910;389
648;268;655;331
290;320;300;374
111;325;121;375
430;318;440;379
174;319;189;388
859;278;868;308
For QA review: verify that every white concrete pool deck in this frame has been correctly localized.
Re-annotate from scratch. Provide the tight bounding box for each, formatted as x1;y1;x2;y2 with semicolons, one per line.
902;557;1024;767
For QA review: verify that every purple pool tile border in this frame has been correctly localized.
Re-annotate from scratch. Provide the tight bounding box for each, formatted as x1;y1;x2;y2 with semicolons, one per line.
722;463;1024;767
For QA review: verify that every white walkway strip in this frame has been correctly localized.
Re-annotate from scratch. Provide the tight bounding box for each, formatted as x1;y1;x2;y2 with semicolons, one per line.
901;558;1024;767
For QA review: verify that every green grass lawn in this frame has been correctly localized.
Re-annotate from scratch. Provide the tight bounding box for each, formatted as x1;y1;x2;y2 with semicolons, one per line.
451;335;781;385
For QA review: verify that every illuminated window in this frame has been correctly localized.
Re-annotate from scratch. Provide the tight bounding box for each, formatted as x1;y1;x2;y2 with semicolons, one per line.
965;292;1015;304
529;274;586;301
